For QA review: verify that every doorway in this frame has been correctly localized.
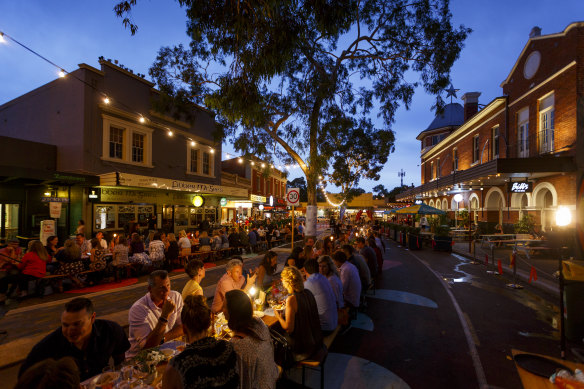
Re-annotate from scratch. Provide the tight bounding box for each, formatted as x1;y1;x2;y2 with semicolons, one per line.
1;203;20;244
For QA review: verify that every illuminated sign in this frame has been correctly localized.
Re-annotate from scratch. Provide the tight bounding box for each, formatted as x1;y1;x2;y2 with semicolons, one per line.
220;197;227;206
250;194;267;203
193;195;204;207
269;196;274;206
508;182;532;193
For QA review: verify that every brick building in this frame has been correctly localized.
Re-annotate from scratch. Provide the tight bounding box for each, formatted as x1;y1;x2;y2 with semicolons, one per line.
397;22;583;247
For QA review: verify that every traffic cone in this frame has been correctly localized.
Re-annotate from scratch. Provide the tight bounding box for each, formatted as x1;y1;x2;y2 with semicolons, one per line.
497;260;503;275
528;267;538;283
509;252;516;269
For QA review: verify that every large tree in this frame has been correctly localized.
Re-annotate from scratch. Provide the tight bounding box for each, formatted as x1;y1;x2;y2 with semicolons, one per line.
116;0;470;236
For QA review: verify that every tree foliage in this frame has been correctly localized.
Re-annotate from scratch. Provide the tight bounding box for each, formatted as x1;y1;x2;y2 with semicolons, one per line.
115;0;470;209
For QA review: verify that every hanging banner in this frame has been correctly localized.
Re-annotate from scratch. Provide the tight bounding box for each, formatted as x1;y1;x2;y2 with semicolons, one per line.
49;202;62;218
40;220;55;247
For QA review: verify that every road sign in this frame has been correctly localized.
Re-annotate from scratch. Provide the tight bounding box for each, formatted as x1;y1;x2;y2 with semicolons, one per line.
287;188;300;206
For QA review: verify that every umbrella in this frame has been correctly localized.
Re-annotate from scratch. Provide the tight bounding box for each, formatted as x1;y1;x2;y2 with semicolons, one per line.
394;203;445;215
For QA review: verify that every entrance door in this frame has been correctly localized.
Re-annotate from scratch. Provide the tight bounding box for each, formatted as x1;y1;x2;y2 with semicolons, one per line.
162;205;175;234
0;203;20;244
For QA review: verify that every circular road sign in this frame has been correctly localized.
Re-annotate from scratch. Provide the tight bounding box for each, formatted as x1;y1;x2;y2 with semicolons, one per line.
287;188;300;206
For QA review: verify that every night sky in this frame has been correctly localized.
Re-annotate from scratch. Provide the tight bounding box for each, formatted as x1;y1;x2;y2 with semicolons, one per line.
1;0;582;192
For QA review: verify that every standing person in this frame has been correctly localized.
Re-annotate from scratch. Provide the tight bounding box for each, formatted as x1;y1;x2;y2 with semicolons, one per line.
181;259;205;300
161;295;239;389
225;290;278;389
273;266;323;361
332;251;361;312
148;213;157;233
303;259;338;333
255;251;278;290
0;240;48;300
212;258;257;314
127;270;184;358
75;219;85;236
19;297;129;381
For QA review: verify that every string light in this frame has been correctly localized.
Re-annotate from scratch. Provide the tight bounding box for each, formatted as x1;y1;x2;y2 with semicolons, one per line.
58;69;66;78
103;96;110;104
209;148;215;154
167;129;173;136
139;116;145;123
251;161;255;166
261;163;266;168
318;181;345;207
0;32;5;43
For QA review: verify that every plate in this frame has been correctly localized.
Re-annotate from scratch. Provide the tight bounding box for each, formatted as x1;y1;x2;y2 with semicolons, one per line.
253;311;265;318
514;353;573;378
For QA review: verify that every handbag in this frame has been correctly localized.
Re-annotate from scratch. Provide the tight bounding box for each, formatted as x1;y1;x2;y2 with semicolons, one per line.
269;328;295;369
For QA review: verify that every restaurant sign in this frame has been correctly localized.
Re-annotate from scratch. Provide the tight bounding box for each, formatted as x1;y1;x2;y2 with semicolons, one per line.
100;172;248;197
250;194;267;203
508;182;533;193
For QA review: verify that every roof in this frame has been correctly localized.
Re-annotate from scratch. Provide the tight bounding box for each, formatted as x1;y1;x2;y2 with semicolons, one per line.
416;103;464;140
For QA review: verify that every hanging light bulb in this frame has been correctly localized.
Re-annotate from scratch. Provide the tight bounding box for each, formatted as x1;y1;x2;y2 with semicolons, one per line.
139;116;145;123
209;148;215;154
261;163;266;168
58;69;66;78
167;130;173;136
103;96;110;104
0;32;5;43
238;158;243;164
251;161;255;166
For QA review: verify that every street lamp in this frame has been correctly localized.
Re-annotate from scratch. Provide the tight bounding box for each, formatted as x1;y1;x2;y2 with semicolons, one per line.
454;194;463;228
555;206;572;359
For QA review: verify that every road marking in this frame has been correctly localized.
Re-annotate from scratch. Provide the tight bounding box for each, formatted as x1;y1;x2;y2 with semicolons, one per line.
407;251;489;389
463;312;481;347
368;289;438;309
349;313;375;332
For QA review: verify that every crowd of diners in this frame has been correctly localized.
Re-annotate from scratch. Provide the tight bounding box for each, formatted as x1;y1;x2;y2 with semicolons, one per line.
11;223;386;389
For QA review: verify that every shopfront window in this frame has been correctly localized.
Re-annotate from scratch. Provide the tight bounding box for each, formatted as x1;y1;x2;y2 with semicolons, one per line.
137;206;154;226
190;207;204;227
118;205;136;228
175;206;189;227
94;204;154;231
95;206;116;230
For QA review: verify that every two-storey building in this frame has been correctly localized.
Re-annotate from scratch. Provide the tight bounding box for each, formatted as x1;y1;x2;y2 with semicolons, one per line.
0;58;248;238
397;23;583;245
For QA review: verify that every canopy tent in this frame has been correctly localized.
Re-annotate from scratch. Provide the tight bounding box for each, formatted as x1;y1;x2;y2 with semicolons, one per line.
394;203;445;215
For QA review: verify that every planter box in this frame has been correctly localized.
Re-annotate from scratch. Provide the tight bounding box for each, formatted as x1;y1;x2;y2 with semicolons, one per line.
433;236;453;252
407;233;421;250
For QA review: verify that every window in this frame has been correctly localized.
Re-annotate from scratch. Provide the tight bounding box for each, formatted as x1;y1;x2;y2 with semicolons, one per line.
453;148;458;171
539;93;554;154
132;133;144;163
255;173;261;191
430;161;435;180
190;149;199;173
102;115;153;167
473;135;480;163
186;144;214;177
517;108;529;158
492;126;500;158
436;158;440;178
202;152;210;175
109;126;124;159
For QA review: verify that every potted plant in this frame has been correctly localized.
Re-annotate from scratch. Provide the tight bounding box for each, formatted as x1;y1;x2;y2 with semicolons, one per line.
433;225;453;252
514;214;535;234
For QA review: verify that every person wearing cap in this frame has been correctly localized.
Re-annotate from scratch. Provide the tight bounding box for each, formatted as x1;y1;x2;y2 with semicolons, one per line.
127;270;184;358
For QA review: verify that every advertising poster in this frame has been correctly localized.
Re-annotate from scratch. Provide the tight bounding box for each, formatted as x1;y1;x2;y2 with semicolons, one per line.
49;202;62;218
40;220;55;247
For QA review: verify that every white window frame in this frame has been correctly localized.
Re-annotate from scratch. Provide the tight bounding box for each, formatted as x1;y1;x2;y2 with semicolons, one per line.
102;115;153;167
186;143;215;177
472;135;480;164
492;126;500;158
517;107;529;158
538;93;555;154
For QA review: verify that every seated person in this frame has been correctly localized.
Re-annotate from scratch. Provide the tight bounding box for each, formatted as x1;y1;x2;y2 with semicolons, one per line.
15;357;80;389
332;250;361;310
19;298;129;381
303;259;338;333
273;266;323;361
212;258;257;314
225;290;278;389
0;240;48;300
75;234;91;261
162;295;239;389
342;245;371;291
0;239;22;273
127;270;184;358
317;255;344;310
181;259;205;300
255;251;278;291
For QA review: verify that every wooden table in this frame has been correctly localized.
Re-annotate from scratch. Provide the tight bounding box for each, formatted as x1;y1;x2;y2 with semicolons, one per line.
480;234;516;249
512;349;584;388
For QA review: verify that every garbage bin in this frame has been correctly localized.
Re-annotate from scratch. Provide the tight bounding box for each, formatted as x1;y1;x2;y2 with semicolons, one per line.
562;261;584;342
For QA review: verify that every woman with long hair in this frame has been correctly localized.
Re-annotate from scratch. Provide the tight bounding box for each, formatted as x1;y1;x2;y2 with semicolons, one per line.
0;240;48;300
256;251;278;290
274;266;322;361
198;230;212;252
225;290;278;389
128;233;150;266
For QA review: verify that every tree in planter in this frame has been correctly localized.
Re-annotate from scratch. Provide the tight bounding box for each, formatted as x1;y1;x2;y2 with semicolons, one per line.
514;214;535;234
115;0;469;238
458;209;469;228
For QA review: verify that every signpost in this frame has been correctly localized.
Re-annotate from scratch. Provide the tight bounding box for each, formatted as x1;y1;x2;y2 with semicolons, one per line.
287;188;300;250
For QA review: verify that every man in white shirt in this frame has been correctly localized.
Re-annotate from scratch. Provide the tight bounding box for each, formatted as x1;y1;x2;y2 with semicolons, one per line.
127;270;184;358
332;251;361;309
303;259;338;333
95;231;108;251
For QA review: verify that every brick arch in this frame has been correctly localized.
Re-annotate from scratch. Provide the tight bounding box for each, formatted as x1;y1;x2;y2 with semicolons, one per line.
442;198;448;210
485;187;506;209
469;193;481;210
429;199;435;208
532;182;558;208
510;192;532;209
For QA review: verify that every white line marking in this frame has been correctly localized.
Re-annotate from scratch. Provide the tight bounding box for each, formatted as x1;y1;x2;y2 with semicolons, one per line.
407;251;488;389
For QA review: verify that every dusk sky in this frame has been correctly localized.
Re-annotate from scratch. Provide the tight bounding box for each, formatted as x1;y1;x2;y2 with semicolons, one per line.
1;1;582;193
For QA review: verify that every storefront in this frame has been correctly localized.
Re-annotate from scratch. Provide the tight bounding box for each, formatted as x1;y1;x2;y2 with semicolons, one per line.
95;173;248;234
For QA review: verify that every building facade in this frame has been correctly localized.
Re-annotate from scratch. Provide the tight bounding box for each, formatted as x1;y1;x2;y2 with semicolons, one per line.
397;23;583;249
0;58;248;238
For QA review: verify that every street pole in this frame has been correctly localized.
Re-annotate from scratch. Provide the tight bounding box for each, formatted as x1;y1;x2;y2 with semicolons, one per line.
291;206;295;251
